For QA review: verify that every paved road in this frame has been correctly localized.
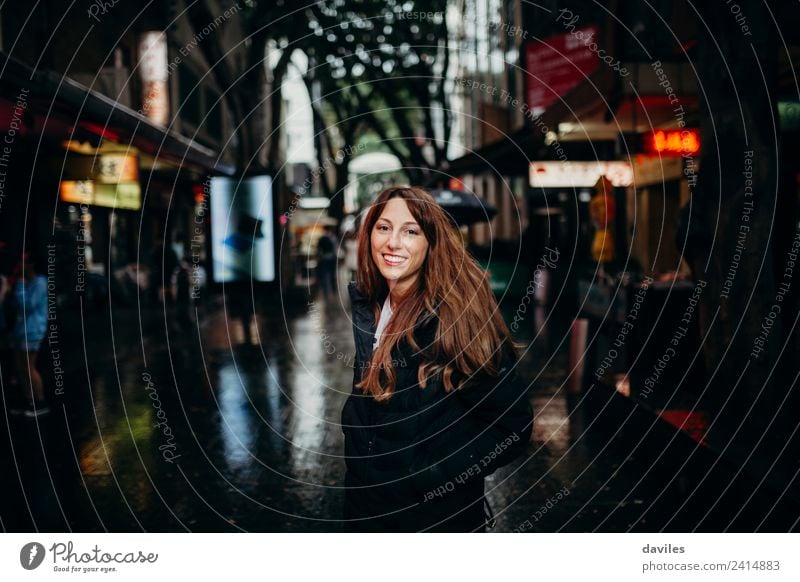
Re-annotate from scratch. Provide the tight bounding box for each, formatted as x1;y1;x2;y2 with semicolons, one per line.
1;282;797;532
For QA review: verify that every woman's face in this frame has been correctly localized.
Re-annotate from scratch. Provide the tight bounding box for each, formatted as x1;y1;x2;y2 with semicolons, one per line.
370;197;429;296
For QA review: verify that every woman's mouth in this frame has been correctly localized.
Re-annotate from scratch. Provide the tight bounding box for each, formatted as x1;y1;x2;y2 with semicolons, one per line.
382;253;407;266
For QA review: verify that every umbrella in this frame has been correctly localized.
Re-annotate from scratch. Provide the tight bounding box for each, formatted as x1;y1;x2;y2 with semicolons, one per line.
430;189;497;226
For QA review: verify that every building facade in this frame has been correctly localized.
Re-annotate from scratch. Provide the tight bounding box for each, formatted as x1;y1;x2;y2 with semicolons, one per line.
0;1;242;304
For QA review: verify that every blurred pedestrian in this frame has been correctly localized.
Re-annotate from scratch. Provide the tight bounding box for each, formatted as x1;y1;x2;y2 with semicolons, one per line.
190;260;208;315
10;252;48;417
342;186;533;532
227;282;256;346
151;241;178;306
175;258;193;328
343;227;359;283
0;267;14;398
317;224;338;298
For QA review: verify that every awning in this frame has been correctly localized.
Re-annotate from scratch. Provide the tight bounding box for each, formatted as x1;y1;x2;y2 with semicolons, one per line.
442;66;616;177
442;124;540;177
0;51;235;176
442;61;697;177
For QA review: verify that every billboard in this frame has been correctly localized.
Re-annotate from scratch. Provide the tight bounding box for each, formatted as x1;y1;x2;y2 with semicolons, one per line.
210;175;275;282
525;26;599;116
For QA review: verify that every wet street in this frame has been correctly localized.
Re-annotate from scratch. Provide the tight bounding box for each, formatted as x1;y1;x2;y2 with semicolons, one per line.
1;279;798;532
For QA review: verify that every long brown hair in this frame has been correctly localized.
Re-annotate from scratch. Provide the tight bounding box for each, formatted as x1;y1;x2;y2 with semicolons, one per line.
355;186;516;402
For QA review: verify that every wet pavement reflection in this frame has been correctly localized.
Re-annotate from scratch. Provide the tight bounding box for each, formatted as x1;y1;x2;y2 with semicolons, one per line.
1;279;797;532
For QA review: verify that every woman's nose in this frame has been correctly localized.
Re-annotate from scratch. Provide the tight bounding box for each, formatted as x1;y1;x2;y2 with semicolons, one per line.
387;230;402;248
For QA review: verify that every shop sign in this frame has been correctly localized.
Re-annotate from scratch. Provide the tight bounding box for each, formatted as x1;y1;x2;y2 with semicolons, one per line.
529;161;633;188
60;180;94;205
59;181;141;210
96;153;138;183
94;183;141;210
644;129;700;156
63;152;139;183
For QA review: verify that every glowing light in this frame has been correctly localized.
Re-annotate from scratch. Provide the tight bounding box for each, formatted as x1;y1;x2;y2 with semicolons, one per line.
646;129;700;156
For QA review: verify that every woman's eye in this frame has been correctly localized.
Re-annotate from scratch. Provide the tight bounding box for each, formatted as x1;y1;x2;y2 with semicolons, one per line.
405;229;419;236
376;224;389;232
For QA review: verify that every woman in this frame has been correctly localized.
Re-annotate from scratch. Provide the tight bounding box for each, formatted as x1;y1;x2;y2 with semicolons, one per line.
342;186;533;532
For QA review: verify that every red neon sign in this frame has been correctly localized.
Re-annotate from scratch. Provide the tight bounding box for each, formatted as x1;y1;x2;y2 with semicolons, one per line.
646;129;700;156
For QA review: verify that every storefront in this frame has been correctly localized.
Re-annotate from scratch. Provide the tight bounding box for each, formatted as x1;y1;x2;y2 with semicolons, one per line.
0;52;233;306
627;152;694;277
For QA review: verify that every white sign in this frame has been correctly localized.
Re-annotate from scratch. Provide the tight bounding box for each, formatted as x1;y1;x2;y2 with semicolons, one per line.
138;31;168;82
138;32;169;125
529;161;633;188
1;533;798;581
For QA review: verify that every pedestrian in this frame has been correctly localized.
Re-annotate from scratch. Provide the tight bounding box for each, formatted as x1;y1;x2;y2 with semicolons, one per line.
343;227;359;283
0;267;14;399
151;241;178;306
190;261;208;315
342;186;533;532
228;281;256;346
317;224;338;298
10;252;49;417
174;257;192;328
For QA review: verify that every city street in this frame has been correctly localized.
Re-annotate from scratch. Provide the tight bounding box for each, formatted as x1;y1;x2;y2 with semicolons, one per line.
0;3;799;579
2;276;797;533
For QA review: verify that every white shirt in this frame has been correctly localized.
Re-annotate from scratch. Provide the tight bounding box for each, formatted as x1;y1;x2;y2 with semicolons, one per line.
373;296;393;348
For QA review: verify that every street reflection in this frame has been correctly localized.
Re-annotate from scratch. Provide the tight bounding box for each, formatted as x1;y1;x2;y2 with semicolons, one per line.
1;293;796;532
216;364;257;472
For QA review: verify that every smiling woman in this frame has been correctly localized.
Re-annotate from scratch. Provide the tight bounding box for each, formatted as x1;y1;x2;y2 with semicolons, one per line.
370;197;430;298
342;186;533;532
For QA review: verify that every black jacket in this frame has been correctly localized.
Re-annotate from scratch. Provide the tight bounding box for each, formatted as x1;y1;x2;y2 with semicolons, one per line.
342;282;533;532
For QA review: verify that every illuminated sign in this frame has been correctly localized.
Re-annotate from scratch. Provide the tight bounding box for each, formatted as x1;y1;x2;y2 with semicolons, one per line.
210;176;275;282
529;161;633;188
94;183;141;210
645;129;700;156
63;152;139;183
60;181;141;210
60;181;94;205
96;153;138;183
